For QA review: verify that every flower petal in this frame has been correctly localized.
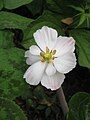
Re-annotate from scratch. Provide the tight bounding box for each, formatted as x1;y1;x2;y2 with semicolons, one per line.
26;56;40;65
25;50;40;65
25;50;30;57
41;72;65;90
45;63;56;76
30;45;41;55
54;36;75;57
23;61;46;85
33;26;58;51
53;53;76;74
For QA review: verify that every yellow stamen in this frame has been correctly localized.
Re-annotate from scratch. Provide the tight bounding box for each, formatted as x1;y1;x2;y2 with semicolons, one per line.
40;47;56;63
40;52;45;57
46;46;49;52
52;50;56;55
41;57;45;62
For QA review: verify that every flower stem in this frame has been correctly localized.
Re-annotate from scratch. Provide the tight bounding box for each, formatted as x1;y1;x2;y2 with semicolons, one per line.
57;87;69;118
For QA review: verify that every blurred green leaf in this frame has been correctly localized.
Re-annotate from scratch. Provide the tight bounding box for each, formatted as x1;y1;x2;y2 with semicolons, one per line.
45;107;51;118
0;11;33;30
86;13;90;18
36;105;46;110
0;97;27;120
70;29;90;68
26;0;43;16
0;0;3;10
33;86;52;106
67;92;90;120
46;0;84;15
75;13;90;28
77;14;86;27
0;30;14;48
46;0;61;14
2;0;33;9
33;86;48;100
69;3;90;28
27;99;37;108
22;10;64;49
0;30;30;99
69;5;85;12
27;99;34;105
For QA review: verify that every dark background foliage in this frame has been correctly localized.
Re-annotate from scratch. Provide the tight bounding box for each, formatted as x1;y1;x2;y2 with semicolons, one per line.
0;0;90;120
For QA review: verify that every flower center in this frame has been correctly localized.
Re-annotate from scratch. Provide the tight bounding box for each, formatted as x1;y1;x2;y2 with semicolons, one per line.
40;47;56;62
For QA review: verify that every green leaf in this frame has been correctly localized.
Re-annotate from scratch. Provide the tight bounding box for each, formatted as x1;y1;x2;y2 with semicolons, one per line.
3;0;33;9
0;30;14;48
0;97;27;120
76;13;90;28
70;29;90;68
69;5;85;12
0;30;30;99
67;92;90;120
22;10;64;49
71;14;90;28
77;14;86;27
85;13;90;18
0;0;3;10
26;0;43;16
46;0;61;14
0;11;33;30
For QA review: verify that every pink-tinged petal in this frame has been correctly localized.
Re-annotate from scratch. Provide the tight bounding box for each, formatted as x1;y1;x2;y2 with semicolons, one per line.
25;50;30;57
33;26;58;51
41;72;65;90
23;61;46;85
53;53;76;74
25;50;40;65
45;63;56;76
54;36;75;57
26;56;40;65
30;45;41;55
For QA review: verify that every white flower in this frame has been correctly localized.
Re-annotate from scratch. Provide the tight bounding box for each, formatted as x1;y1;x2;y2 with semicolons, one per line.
23;26;76;90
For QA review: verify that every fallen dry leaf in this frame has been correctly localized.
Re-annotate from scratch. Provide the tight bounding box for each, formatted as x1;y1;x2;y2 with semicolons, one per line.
61;17;73;25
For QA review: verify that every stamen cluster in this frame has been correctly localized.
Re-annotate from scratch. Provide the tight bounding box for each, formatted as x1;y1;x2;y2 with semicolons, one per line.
40;47;56;62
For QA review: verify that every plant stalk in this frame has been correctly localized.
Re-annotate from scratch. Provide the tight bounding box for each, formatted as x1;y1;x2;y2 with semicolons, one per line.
57;87;69;118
